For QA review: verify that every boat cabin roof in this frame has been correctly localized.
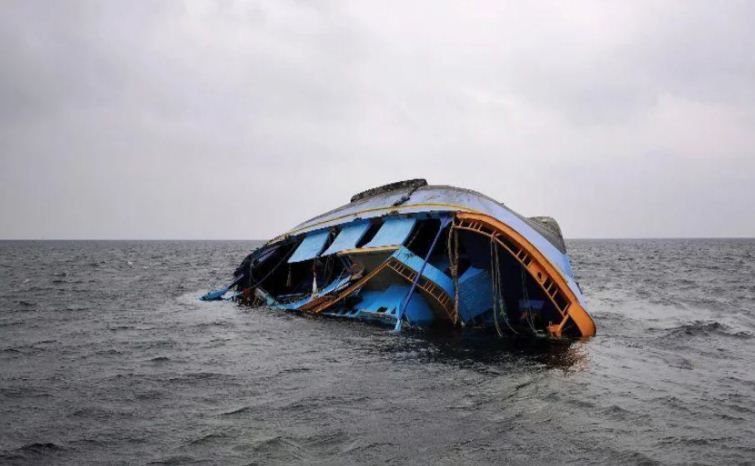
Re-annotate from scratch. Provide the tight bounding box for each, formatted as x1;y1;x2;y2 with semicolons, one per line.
272;181;575;284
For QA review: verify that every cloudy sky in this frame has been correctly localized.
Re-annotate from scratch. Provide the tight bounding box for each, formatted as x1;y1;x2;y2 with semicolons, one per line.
1;0;753;239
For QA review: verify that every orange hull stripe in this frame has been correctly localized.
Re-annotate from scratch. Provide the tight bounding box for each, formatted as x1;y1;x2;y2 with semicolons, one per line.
456;212;596;338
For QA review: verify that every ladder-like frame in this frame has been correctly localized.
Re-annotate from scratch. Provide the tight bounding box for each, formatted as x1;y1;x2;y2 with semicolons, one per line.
453;212;595;337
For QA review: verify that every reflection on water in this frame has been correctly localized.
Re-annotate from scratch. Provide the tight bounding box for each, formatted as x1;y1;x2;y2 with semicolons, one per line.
377;326;589;371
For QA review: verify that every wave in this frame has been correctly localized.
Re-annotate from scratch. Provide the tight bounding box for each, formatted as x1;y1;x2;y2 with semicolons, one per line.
187;432;229;445
221;406;255;416
663;321;753;340
0;442;66;462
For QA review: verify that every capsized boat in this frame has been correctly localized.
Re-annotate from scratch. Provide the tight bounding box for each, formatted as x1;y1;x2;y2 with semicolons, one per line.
204;179;596;338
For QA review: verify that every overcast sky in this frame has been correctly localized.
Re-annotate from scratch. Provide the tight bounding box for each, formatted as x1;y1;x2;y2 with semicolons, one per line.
1;0;753;239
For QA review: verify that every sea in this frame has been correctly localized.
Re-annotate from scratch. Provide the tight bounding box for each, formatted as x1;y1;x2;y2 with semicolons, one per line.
0;239;753;465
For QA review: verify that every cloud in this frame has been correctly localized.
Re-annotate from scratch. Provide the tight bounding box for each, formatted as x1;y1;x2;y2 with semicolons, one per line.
1;0;754;238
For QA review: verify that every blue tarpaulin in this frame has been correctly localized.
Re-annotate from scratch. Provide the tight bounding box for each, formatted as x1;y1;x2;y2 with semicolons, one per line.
288;229;330;263
321;221;371;257
362;217;416;249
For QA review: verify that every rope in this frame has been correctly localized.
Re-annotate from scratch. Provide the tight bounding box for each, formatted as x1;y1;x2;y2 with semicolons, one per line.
447;223;460;325
490;237;519;337
520;265;538;335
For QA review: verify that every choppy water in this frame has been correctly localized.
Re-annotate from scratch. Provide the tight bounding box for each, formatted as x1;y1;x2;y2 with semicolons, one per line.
0;239;753;465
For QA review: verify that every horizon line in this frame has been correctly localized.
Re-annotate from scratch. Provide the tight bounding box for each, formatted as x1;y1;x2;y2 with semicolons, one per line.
1;236;754;241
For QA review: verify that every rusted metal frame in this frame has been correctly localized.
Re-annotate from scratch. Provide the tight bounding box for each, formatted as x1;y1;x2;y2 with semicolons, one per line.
453;217;573;335
454;218;568;313
297;293;336;312
453;214;596;337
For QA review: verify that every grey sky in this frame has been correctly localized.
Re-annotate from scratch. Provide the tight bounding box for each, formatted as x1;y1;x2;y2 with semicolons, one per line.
1;0;753;239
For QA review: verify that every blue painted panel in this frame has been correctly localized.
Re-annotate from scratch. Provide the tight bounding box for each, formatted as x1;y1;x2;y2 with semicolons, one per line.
391;246;454;297
354;290;383;312
458;267;493;323
325;287;402;325
325;284;435;327
362;217;416;249
321;221;371;256
288;229;330;263
357;285;404;313
403;293;435;326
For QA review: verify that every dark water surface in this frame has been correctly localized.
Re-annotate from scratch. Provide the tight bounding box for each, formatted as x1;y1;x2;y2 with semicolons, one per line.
0;239;753;465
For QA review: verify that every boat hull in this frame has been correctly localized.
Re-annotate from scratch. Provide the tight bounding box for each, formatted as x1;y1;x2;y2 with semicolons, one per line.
209;180;596;338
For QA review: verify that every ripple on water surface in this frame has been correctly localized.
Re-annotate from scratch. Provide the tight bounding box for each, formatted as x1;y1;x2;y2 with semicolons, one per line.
0;239;753;465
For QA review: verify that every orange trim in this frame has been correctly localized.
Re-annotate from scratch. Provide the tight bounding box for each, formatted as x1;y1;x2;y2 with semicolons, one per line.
455;212;596;338
309;261;391;314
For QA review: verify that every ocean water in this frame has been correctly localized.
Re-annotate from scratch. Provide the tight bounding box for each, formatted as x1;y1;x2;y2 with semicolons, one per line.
0;239;753;465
